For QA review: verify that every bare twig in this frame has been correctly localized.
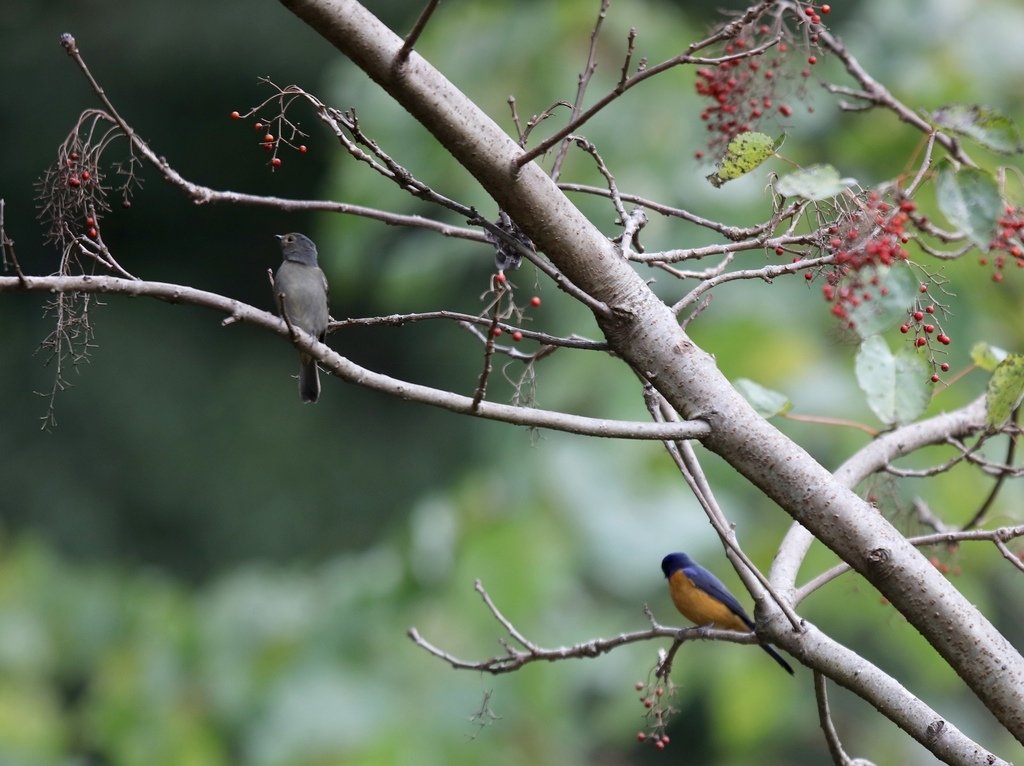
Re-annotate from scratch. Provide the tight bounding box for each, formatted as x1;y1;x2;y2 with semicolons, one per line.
550;0;611;182
560;183;804;241
514;0;778;168
795;524;1024;604
816;671;876;766
817;27;973;166
407;580;774;675
396;0;441;63
0;200;27;283
962;407;1019;530
333;310;607;350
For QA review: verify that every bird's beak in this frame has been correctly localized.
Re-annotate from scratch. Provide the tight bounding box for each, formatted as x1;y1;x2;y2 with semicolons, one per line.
274;234;284;240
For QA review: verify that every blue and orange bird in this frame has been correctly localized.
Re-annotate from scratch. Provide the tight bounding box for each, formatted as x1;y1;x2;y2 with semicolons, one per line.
661;552;793;675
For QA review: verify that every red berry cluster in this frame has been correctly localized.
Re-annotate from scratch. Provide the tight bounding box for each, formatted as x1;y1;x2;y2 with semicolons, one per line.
693;7;825;157
982;205;1024;282
633;678;676;750
230;110;308;170
899;282;952;382
814;193;913;324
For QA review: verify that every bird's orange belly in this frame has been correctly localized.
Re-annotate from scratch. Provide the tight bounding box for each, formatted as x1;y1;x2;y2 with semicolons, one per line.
669;573;748;631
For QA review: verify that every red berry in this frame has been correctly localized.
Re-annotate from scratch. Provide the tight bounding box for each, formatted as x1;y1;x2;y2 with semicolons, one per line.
636;732;647;743
661;735;671;745
925;305;935;314
804;6;815;16
69;152;78;162
230;110;241;120
80;170;91;182
913;311;924;321
993;272;1004;282
298;145;308;154
643;698;653;709
940;362;950;372
919;283;928;293
655;740;666;751
775;246;785;255
491;327;503;338
87;227;98;239
85;216;95;227
820;3;831;12
634;681;645;691
511;331;523;342
930;374;940;383
937;334;951;345
271;157;282;168
494;272;507;284
254;122;263;131
923;324;934;333
807;55;817;65
915;337;927;347
68;176;81;188
779;104;793;117
694;150;704;160
122;200;132;209
899;324;910;334
263;133;274;143
804;271;813;280
530;296;541;307
262;142;274;152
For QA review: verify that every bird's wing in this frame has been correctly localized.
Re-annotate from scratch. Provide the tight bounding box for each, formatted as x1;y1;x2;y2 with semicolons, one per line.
684;565;755;630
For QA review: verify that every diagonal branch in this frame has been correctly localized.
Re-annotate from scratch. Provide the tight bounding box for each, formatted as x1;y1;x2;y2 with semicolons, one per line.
1;274;707;442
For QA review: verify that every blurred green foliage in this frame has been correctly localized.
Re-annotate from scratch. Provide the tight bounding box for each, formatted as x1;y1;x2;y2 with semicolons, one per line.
2;0;1024;764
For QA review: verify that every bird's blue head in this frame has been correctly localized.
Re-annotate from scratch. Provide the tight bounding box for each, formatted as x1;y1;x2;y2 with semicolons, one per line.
661;552;695;579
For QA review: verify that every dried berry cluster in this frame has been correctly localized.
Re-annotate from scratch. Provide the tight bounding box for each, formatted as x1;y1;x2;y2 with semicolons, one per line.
37;144;109;249
633;678;676;751
815;192;913;323
982;205;1024;282
694;4;829;157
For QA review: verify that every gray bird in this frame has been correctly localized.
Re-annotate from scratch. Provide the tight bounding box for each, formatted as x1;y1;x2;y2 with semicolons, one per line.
274;233;330;403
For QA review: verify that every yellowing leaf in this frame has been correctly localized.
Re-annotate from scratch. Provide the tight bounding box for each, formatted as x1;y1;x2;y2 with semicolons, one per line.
707;132;782;188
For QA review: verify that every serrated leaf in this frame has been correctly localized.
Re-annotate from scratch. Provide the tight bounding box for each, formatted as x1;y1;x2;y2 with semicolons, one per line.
986;354;1024;428
932;104;1024;155
775;164;855;201
934;161;1001;251
734;378;792;418
855;335;931;425
848;262;918;339
707;132;781;188
970;341;1009;372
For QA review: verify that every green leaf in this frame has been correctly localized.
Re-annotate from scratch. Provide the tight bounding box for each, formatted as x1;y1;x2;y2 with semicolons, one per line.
774;164;855;201
970;341;1009;372
707;132;782;188
934;161;1001;251
931;104;1024;155
855;335;931;425
734;378;792;418
986;354;1024;428
848;262;918;339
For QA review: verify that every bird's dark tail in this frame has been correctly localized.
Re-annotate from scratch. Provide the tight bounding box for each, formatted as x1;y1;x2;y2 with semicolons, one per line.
759;642;794;675
299;357;320;403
